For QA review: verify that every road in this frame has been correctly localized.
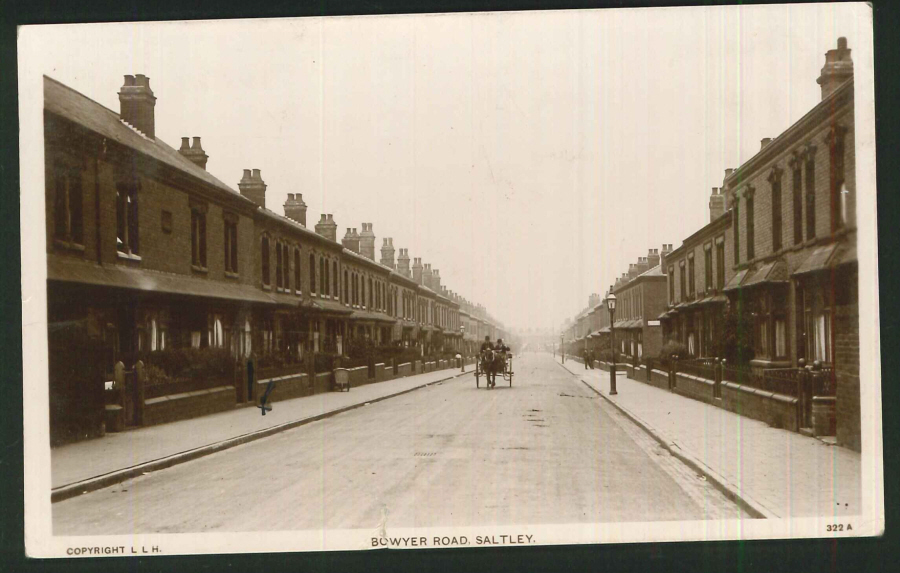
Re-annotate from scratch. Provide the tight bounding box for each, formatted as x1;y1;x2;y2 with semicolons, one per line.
53;352;747;534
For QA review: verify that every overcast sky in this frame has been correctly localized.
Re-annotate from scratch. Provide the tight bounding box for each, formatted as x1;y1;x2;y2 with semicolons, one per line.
25;3;871;332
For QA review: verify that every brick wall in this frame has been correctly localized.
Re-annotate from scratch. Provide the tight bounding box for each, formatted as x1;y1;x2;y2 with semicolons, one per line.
143;385;235;426
835;273;860;451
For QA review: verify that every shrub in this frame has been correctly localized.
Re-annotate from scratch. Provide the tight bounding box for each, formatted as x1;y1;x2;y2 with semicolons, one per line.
143;347;234;381
658;340;688;361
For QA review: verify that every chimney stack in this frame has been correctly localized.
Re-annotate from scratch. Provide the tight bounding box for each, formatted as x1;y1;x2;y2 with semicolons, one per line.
423;264;434;289
178;136;208;169
315;214;338;242
760;137;773;150
342;228;361;253
359;223;376;260
283;193;308;226
412;258;424;284
238;168;267;208
398;248;411;277
381;238;396;268
817;37;853;100
709;187;726;222
636;257;649;275
647;248;660;269
118;74;156;139
660;243;673;269
433;269;442;292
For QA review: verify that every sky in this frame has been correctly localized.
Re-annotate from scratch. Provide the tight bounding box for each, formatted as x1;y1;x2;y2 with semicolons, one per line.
23;3;871;332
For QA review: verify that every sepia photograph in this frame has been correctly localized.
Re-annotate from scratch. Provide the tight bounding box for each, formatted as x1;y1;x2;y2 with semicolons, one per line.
18;2;883;558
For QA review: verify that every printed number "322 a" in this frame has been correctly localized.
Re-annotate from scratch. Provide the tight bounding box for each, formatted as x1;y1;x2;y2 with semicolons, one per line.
827;524;852;532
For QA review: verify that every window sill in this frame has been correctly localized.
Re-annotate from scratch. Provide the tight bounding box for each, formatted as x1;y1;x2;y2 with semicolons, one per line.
117;251;142;262
225;271;239;279
295;290;302;296
191;265;208;274
54;239;85;252
262;284;271;291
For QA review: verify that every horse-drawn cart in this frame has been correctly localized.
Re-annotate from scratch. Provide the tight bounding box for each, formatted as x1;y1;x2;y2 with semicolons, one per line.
475;349;513;389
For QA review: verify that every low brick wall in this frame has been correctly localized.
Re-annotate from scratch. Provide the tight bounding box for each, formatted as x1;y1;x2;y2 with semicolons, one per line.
374;363;387;382
721;382;798;431
382;365;394;381
348;366;369;386
647;368;670;390
398;362;412;377
672;372;716;405
313;372;332;394
143;385;235;426
256;373;309;403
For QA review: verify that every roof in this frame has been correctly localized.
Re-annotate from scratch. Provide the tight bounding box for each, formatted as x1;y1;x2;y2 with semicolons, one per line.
341;247;392;274
350;309;396;324
794;238;857;277
300;297;353;315
48;255;277;306
612;264;665;294
44;76;249;205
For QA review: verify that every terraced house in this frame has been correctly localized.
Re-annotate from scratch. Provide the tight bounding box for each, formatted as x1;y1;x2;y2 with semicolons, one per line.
563;38;861;451
44;74;502;444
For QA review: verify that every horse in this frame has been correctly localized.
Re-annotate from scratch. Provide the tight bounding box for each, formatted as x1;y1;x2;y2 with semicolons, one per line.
480;348;508;388
480;348;498;388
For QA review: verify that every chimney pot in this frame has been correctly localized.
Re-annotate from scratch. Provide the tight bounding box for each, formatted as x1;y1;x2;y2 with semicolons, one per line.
180;137;190;150
192;136;203;149
123;74;135;86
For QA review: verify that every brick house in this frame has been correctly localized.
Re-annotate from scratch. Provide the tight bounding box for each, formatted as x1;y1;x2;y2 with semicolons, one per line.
44;73;502;442
721;38;858;449
610;247;668;362
660;195;734;358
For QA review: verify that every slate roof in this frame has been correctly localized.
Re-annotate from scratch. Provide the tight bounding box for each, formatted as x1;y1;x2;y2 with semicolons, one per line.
44;75;249;205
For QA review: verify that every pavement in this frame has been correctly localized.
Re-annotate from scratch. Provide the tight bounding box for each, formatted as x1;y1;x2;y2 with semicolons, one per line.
557;357;862;519
53;353;745;534
51;365;471;500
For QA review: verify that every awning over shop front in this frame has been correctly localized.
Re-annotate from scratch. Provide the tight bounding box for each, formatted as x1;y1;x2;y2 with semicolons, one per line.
658;310;674;320
48;255;277;305
599;326;611;333
794;239;857;277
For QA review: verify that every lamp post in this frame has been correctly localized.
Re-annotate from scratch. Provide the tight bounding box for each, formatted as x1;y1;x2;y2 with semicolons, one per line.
460;325;466;371
607;293;618;395
560;334;565;364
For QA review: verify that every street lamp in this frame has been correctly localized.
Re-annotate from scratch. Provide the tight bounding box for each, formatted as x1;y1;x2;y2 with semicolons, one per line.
560;334;565;364
607;293;618;395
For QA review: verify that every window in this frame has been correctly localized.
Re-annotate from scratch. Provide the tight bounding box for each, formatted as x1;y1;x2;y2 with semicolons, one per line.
191;207;207;270
294;248;301;293
275;242;283;289
261;236;270;286
754;294;769;358
668;266;675;304
805;144;817;241
704;246;713;292
224;216;238;275
282;244;290;290
343;270;349;302
332;261;339;298
803;283;832;363
679;263;686;303
209;314;224;348
716;240;725;291
688;255;695;299
791;154;803;245
52;162;84;247
309;253;316;293
733;197;740;265
116;180;140;256
746;190;755;260
769;167;783;252
828;124;848;231
320;257;326;296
